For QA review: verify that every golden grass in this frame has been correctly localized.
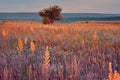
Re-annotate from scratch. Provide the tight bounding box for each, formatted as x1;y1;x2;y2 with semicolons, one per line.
28;64;32;80
3;67;8;80
43;46;50;69
93;31;97;41
17;37;23;53
24;37;28;44
108;62;120;80
2;29;8;37
42;46;50;80
30;41;35;54
0;20;120;80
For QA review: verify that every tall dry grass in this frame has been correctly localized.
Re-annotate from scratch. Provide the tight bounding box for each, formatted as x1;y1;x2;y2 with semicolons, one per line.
28;64;32;80
93;31;97;41
17;37;23;53
108;62;120;80
2;29;8;37
0;21;120;80
30;41;35;54
24;37;28;44
42;46;50;80
3;67;8;80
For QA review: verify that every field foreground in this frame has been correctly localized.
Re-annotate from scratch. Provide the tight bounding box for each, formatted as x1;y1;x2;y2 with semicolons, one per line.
0;20;120;80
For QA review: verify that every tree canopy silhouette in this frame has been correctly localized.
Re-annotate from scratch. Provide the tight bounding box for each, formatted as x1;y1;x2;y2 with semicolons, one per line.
39;5;62;24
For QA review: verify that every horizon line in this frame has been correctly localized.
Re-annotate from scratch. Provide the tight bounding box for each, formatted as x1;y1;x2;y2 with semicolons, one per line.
0;12;120;15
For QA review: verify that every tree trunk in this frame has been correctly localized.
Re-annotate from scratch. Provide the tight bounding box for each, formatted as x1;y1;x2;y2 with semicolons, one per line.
50;19;54;24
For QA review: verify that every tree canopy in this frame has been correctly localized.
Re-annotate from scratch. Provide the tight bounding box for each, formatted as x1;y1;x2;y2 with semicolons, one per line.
39;5;62;24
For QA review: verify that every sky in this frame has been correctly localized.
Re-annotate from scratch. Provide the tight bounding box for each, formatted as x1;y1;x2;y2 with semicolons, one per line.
0;0;120;13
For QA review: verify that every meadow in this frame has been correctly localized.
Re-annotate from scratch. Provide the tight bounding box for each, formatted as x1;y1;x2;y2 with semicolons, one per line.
0;20;120;80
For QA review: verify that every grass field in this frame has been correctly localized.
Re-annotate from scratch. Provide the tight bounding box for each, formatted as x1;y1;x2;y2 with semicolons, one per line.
0;20;120;80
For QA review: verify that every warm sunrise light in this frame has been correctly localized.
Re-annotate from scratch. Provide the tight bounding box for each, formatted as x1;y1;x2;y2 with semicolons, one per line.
0;0;120;80
0;0;120;13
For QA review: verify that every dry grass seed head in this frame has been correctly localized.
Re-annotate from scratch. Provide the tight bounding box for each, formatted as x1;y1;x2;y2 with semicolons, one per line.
28;64;32;80
30;41;35;53
108;62;113;80
30;27;34;33
93;31;97;41
44;46;50;69
3;67;8;80
17;37;23;52
24;37;28;44
108;62;120;80
2;29;8;37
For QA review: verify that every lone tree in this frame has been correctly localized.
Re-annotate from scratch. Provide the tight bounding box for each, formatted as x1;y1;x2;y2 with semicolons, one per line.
39;5;62;24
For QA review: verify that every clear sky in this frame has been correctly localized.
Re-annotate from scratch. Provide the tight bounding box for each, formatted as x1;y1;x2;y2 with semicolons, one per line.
0;0;120;13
